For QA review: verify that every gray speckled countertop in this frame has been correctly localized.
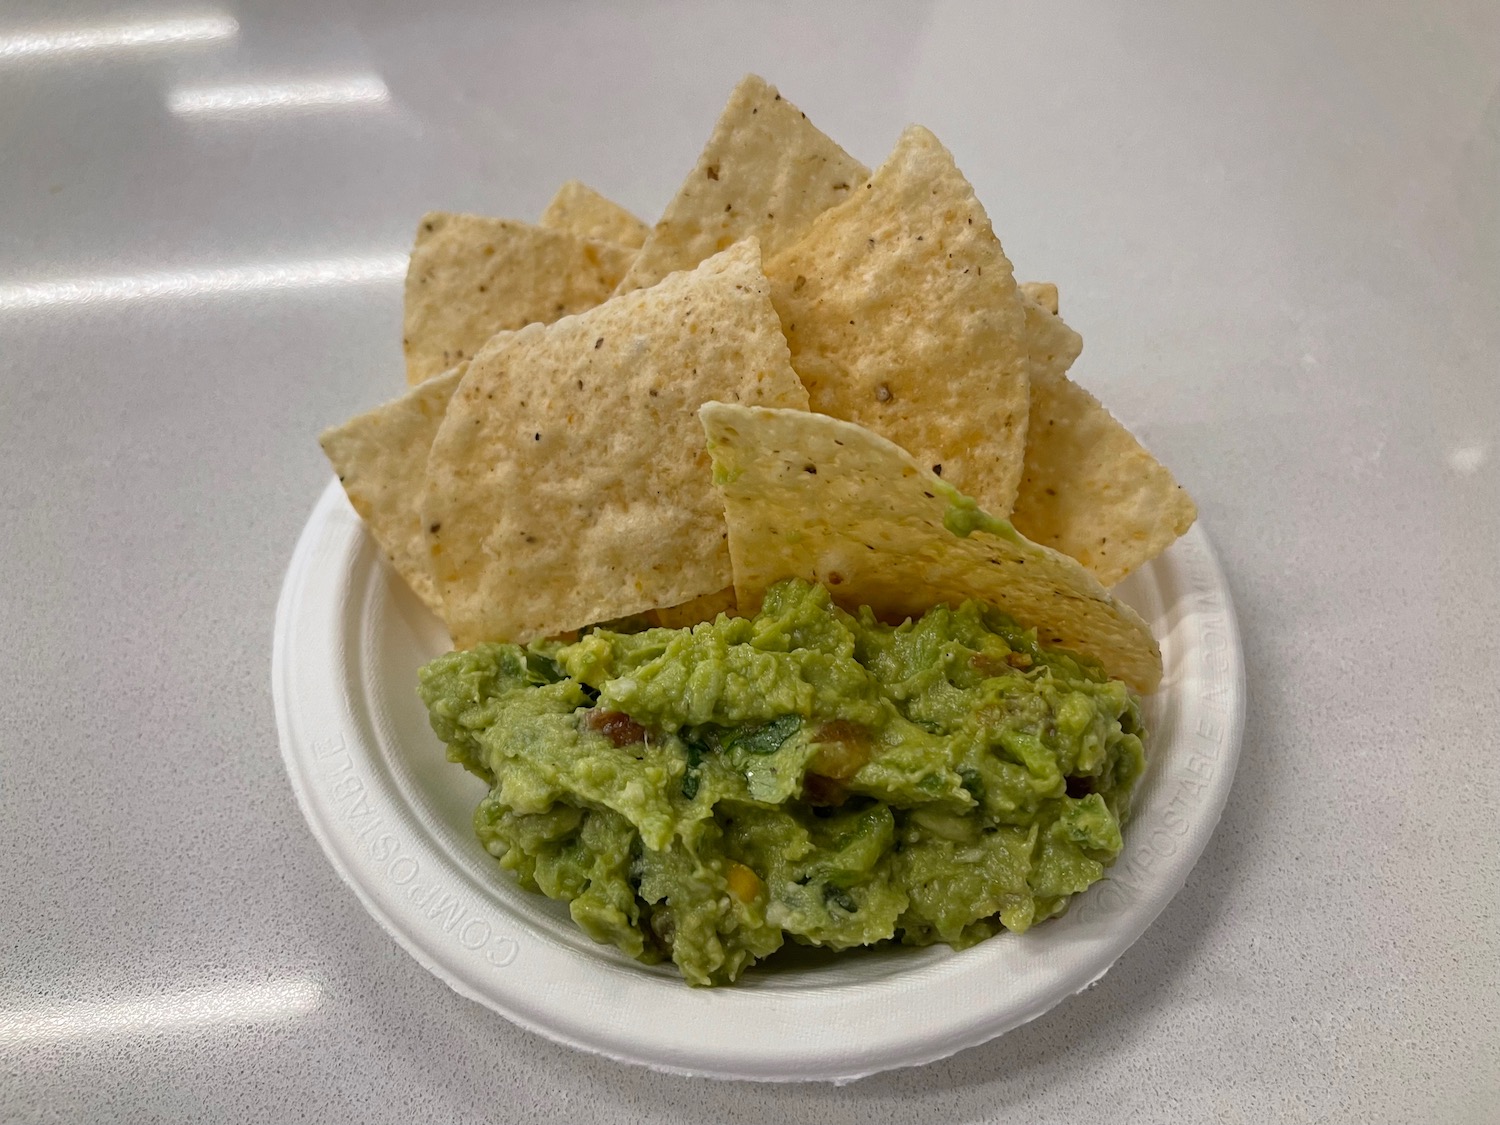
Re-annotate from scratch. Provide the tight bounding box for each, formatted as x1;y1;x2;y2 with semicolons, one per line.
2;1;1496;1121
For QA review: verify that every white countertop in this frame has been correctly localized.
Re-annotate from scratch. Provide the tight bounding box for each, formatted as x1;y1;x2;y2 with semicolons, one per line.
2;1;1496;1121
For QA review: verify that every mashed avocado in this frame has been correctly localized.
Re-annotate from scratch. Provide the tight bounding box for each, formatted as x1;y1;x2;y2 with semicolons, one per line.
418;579;1145;986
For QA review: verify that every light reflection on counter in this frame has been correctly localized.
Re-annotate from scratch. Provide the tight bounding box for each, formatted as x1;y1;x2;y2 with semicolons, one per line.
0;14;237;64
0;977;324;1048
168;76;392;117
1447;442;1489;475
0;254;408;312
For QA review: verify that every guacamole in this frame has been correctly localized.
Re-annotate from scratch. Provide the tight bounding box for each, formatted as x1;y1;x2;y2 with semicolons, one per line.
418;579;1145;986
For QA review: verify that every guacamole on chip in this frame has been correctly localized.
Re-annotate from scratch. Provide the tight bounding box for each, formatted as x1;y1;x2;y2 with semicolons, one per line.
420;579;1144;986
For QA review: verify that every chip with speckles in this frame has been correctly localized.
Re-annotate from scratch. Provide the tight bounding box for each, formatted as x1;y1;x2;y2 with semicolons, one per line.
699;401;1163;692
763;125;1032;518
419;240;808;647
402;212;634;386
612;74;868;296
539;180;651;249
319;362;468;614
1009;294;1198;586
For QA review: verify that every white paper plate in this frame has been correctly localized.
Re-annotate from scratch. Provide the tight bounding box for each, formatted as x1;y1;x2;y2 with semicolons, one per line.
273;479;1244;1083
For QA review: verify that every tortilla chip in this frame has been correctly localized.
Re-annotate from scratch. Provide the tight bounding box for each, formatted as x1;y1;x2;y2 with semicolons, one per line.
1011;371;1197;587
648;587;738;629
1020;280;1059;315
763;125;1031;517
402;213;634;385
421;241;809;647
700;403;1162;692
613;74;868;295
319;364;467;614
1021;292;1084;385
539;180;650;249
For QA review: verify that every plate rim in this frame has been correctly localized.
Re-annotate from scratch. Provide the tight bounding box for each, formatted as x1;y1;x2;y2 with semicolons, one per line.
273;477;1246;1083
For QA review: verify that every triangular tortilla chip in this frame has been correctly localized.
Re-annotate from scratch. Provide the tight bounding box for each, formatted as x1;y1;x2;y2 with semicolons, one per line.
763;125;1032;517
539;180;650;249
402;212;634;385
613;74;868;295
421;241;809;646
319;363;467;613
1009;295;1197;586
700;402;1162;692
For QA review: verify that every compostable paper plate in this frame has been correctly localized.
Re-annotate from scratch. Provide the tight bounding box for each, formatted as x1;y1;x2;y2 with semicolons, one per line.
273;479;1244;1083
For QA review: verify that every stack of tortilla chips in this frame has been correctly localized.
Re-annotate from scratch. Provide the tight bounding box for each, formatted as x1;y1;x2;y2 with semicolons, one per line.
320;75;1195;693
